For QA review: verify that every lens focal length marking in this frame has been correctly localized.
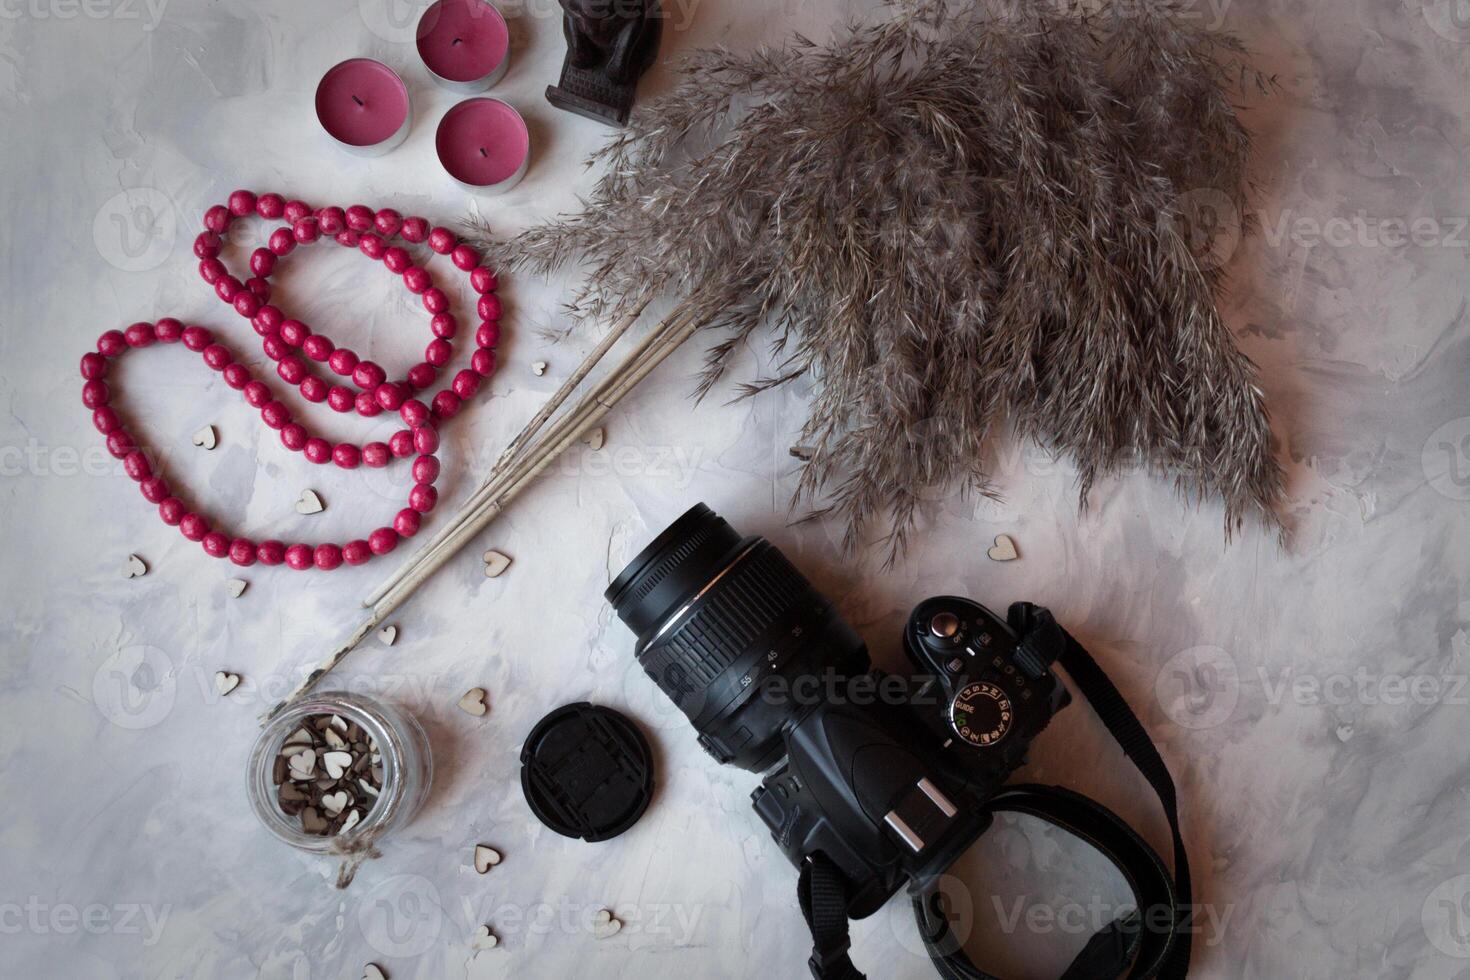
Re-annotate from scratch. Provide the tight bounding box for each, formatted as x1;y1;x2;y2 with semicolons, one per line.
949;681;1013;747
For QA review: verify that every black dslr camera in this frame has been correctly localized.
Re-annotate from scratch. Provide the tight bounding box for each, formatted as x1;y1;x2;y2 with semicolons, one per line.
608;504;1192;980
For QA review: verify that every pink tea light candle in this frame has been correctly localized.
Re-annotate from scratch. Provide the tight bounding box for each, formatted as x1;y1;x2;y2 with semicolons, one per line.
435;98;529;195
416;0;511;94
315;59;412;156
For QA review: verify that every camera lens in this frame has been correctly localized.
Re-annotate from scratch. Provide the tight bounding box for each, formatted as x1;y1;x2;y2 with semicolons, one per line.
606;504;868;771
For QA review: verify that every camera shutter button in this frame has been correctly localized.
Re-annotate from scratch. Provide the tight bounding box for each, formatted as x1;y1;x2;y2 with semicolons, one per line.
928;611;961;641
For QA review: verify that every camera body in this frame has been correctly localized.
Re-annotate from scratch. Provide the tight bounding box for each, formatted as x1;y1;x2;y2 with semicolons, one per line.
606;505;1070;918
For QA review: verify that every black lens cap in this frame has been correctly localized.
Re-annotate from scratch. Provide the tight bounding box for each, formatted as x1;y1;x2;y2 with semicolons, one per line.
519;702;654;842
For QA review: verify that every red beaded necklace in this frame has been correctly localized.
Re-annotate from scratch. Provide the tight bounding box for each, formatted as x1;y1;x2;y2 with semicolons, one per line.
80;190;501;572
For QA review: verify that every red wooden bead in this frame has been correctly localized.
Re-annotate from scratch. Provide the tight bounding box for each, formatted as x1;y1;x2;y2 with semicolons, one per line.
354;391;381;417
277;356;307;385
302;335;334;362
281;423;308;450
93;407;121;434
362;442;391;468
406;362;436;390
375;382;406;411
332;443;361;469
401;216;429;243
304;438;332;464
327;386;355;413
475;321;500;348
203;205;231;233
256;193;286;219
393;507;421;537
430;313;457;339
140;476;170;503
254;306;285;333
181;325;213;351
284;199;312;223
228;190;257;216
199;258;226;284
106;429;136;458
471;348;496;376
477;294;502;321
285;543;313;570
317;206;346;235
202;531;231;558
261;336;288;361
429;390;458;417
383;246;411;274
470;267;497;293
389;429;416;457
359;233;386;259
451;369;480;400
342;539;372;566
428;227;456;254
313;543;343;570
268;228;296;256
243;381;270;408
403;267;431;293
155;318;184;343
261;400;291;429
451;244;479;270
80;352;107;379
214;275;242;303
223;363;250;390
194;230;222;259
335;229;361;247
250;248;277;277
124;322;156;347
123;449;152;481
180;513;209;541
82;380;110;409
414;424;441;454
425;338;452;367
374;208;403;237
159;497;186;525
299;376;328;402
247;276;271;301
408;483;438;513
292;217;320;244
203;343;233;371
97;330;128;356
346;205;374;231
278;319;309;346
352;361;387;390
233;291;262;318
328;348;359;376
257;539;286;565
412;455;440;484
229;538;258;566
369;527;399;554
422;288;449;314
400;399;430;429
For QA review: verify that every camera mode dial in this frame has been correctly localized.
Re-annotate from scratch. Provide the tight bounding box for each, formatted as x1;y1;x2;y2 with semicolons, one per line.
948;680;1013;747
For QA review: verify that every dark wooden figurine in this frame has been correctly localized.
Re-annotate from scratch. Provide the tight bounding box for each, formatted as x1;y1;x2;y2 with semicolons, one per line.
546;0;663;127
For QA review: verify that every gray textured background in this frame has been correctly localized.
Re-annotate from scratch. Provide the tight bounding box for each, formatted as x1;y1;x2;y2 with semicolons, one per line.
2;0;1469;977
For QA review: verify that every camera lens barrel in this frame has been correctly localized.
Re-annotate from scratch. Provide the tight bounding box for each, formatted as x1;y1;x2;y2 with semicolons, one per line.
606;504;869;771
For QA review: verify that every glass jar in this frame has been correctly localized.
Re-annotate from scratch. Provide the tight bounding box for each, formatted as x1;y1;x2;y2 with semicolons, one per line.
247;690;432;852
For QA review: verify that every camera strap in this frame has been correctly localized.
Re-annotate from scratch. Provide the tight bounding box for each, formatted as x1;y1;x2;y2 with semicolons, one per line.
799;603;1192;980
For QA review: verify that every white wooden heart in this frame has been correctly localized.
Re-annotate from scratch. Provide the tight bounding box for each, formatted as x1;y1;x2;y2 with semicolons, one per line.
124;554;148;578
192;425;217;450
482;550;512;578
458;688;488;717
226;578;248;598
473;844;501;873
322;751;353;780
987;534;1019;562
295;489;325;515
472;924;499;950
214;671;241;696
377;624;397;646
362;964;387;980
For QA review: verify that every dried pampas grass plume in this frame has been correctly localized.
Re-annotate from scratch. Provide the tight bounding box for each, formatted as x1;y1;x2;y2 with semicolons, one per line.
467;0;1284;558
